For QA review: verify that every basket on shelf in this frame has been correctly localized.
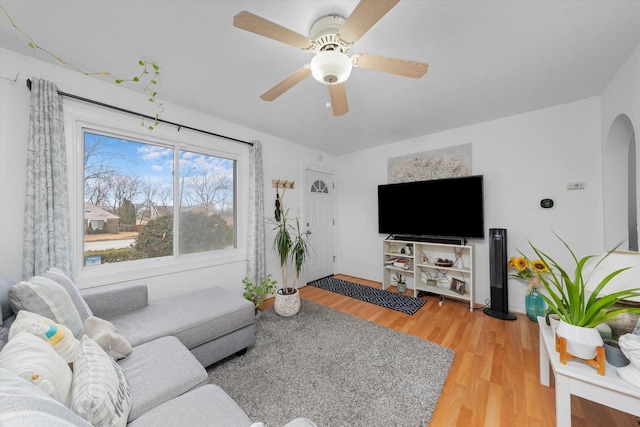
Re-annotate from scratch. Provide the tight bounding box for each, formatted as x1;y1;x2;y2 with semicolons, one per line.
434;258;454;267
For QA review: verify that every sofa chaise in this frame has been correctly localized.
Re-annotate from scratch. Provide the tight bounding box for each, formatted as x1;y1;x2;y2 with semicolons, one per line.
0;270;316;427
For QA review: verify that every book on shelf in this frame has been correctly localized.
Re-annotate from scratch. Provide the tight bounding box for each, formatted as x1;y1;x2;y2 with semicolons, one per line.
393;259;412;269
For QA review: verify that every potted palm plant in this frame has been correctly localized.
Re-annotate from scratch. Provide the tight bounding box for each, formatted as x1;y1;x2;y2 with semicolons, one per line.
524;233;640;359
271;207;310;317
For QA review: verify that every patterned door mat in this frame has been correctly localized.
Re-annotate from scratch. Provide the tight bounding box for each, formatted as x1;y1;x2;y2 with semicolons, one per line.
308;276;426;315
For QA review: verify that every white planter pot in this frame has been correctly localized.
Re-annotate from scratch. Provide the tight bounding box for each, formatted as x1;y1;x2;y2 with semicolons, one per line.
548;314;561;333
274;288;300;317
556;320;604;360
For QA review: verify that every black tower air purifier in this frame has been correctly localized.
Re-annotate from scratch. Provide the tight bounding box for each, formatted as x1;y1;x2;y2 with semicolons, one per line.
483;228;517;320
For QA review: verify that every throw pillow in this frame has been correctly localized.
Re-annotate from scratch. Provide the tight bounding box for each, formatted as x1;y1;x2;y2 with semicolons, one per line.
0;368;91;426
8;275;83;337
9;310;80;363
71;336;132;427
0;331;73;406
40;267;93;322
81;316;132;360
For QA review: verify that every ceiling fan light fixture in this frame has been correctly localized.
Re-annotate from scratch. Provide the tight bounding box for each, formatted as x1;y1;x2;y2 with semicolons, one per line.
310;51;352;85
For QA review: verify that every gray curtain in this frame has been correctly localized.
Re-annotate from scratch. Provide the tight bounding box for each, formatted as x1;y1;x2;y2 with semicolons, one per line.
22;78;72;279
247;140;266;284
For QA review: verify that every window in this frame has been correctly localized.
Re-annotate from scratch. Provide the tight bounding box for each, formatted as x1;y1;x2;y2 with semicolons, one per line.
310;179;329;194
82;130;236;267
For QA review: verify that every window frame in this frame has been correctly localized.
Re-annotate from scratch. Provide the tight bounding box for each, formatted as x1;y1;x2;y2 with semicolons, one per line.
64;99;248;288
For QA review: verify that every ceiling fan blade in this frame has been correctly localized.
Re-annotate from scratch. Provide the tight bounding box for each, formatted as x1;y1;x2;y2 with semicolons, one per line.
260;66;311;101
329;84;349;116
338;0;400;44
353;54;429;79
234;11;314;50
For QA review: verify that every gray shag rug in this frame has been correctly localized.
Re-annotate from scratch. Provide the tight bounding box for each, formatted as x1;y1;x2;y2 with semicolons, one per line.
207;299;455;427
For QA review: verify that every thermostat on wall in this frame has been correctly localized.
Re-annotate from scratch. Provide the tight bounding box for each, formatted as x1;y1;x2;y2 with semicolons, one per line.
540;199;554;209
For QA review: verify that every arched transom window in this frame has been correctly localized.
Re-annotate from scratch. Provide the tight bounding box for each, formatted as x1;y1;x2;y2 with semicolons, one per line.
310;179;329;194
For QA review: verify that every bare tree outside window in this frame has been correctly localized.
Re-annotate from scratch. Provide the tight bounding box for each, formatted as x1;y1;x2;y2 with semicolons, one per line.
82;131;236;266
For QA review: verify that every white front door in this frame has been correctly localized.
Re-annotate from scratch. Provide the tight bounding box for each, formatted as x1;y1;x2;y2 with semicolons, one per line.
304;169;334;282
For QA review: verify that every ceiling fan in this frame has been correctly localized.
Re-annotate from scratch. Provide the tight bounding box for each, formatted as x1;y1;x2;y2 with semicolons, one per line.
233;0;429;116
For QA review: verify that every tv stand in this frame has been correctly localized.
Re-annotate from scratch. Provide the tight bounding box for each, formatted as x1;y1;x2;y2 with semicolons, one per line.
391;235;464;246
382;238;474;311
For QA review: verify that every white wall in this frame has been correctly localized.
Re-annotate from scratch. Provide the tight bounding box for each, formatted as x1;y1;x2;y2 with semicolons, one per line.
601;41;640;249
2;39;638;312
335;97;604;314
602;42;640;151
0;48;336;299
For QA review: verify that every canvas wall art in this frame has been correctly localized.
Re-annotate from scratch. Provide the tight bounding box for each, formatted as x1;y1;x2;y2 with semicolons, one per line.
388;144;472;183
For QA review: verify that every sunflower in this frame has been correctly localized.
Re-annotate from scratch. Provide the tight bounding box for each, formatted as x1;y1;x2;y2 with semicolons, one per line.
508;255;546;283
530;259;549;273
514;257;529;271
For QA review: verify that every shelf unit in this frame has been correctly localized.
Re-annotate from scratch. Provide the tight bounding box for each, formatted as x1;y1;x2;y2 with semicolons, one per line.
382;239;474;311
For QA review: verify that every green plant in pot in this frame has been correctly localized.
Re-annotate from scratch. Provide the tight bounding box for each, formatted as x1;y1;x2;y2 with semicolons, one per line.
270;207;310;317
523;234;640;359
242;274;277;314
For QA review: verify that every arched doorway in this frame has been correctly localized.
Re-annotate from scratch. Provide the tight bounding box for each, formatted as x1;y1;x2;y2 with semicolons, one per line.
603;114;638;251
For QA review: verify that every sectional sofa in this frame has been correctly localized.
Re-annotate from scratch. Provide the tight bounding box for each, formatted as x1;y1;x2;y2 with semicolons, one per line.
0;269;316;426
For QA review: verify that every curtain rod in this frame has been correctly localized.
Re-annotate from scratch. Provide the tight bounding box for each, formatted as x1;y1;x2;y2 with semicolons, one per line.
26;79;253;146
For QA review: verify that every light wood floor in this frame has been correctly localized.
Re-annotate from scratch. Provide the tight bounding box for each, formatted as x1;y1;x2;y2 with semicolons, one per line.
263;274;639;427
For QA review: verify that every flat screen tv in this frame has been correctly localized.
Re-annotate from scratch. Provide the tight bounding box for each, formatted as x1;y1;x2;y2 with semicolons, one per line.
378;175;484;240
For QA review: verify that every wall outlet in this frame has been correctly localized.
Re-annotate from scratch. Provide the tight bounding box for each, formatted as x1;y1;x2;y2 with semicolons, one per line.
566;182;585;190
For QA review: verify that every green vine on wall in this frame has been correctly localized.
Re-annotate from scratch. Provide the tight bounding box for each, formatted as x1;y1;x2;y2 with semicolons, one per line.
0;4;164;130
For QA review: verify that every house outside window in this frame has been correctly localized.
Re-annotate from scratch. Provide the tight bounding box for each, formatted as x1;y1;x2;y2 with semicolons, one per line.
81;129;237;267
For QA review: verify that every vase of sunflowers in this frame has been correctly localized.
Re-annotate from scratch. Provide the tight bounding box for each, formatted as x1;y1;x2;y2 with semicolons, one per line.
508;256;549;322
524;287;546;322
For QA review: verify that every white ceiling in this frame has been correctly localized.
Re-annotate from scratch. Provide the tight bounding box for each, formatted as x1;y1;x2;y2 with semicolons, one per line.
2;1;640;155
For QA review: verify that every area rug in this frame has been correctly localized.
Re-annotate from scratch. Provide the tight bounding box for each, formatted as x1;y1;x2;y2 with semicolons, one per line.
308;276;426;315
207;300;454;427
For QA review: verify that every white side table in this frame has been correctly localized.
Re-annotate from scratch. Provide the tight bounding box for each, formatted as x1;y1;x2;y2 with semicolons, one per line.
538;317;640;426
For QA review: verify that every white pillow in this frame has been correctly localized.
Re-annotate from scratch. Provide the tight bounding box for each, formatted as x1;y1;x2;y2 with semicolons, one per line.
0;331;72;406
81;316;132;360
0;368;91;426
9;310;80;363
71;336;132;427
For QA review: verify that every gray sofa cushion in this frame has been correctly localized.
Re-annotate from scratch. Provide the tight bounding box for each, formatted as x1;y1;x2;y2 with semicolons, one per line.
118;336;207;422
0;274;14;349
108;287;254;350
0;273;16;323
127;384;252;427
81;282;148;319
189;322;255;368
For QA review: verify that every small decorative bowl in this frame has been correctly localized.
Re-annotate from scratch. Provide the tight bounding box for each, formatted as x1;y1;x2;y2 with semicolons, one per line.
619;333;640;370
603;339;630;367
435;259;454;267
